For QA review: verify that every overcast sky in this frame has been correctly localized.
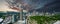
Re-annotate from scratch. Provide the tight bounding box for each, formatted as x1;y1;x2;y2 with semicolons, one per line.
0;0;7;8
0;0;59;12
0;0;6;5
0;0;19;12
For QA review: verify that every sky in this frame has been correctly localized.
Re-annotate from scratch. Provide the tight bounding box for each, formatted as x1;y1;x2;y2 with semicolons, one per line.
10;0;56;11
36;0;60;12
0;0;55;9
17;0;56;9
0;0;5;7
0;0;60;12
0;0;19;12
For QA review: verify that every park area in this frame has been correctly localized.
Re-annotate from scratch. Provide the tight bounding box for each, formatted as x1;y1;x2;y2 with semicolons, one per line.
28;14;60;24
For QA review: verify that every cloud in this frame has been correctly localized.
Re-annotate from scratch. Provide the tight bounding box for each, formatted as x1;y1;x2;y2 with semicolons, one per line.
0;1;19;12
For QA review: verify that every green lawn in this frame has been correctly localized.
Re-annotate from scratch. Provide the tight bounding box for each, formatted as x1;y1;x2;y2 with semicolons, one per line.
30;14;60;24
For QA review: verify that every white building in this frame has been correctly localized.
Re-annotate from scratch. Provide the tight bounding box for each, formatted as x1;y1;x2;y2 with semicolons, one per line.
54;21;60;24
